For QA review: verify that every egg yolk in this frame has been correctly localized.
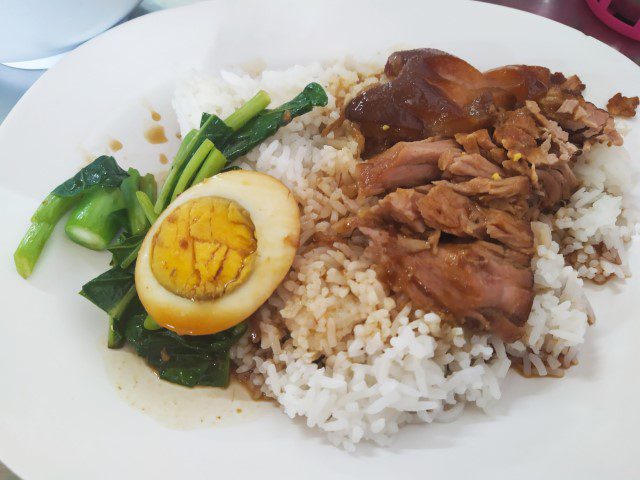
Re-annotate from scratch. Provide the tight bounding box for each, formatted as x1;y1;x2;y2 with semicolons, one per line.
150;196;257;300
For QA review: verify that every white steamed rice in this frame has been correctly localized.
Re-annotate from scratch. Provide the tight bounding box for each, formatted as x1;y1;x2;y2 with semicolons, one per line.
172;59;636;450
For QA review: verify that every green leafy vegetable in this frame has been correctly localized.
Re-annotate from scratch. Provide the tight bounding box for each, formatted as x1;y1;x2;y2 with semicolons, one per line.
199;113;235;146
64;187;125;251
171;139;214;201
80;266;137;348
143;315;162;330
31;194;77;224
125;308;247;387
155;90;273;212
220;90;271;131
135;191;158;225
108;233;145;269
14;156;130;277
139;173;157;203
120;168;148;235
155;113;235;213
223;82;328;161
192;147;227;185
13;222;56;279
14;194;77;278
18;84;329;389
52;156;129;198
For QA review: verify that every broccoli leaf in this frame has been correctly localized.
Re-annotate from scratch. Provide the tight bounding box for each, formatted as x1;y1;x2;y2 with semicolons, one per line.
108;233;145;269
199;113;235;150
222;82;328;161
80;266;136;348
53;156;129;197
124;310;246;387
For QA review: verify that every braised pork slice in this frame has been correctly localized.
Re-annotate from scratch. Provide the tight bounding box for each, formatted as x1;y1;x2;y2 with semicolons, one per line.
416;184;485;238
607;93;639;118
345;49;552;156
348;49;633;342
356;138;458;196
535;162;579;209
417;184;533;250
363;228;533;342
537;75;623;148
454;129;497;154
377;188;426;233
493;108;560;166
439;176;531;199
438;152;504;179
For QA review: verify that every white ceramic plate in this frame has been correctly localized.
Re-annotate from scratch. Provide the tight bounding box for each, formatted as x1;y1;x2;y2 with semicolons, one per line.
1;1;639;478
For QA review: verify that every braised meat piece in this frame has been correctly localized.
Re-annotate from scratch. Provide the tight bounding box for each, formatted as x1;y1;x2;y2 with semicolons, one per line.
484;208;533;251
345;49;552;156
535;162;579;209
348;49;632;341
363;228;533;342
493;107;559;166
418;184;533;250
453;128;507;163
439;152;504;179
416;184;485;238
439;176;531;199
366;184;533;251
537;75;623;148
607;93;639;118
356;138;458;196
376;188;426;233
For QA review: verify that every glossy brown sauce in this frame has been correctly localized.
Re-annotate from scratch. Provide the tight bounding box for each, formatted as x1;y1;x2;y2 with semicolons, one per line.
151;110;162;121
159;153;169;164
109;139;123;152
144;125;168;144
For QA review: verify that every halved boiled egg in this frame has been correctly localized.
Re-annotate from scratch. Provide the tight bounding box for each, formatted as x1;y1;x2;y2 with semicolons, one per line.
135;170;300;335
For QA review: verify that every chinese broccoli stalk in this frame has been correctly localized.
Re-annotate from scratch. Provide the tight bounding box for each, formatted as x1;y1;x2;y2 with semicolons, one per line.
14;156;128;278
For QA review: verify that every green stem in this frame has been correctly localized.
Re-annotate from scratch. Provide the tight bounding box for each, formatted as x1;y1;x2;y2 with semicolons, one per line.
108;284;137;348
32;194;77;224
192;148;227;185
143;315;162;331
14;223;55;279
171;139;214;201
14;194;78;278
120;168;147;235
224;90;271;131
135;191;159;224
155;90;270;213
65;188;124;251
154;129;199;213
140;173;157;203
119;244;142;269
174;129;198;165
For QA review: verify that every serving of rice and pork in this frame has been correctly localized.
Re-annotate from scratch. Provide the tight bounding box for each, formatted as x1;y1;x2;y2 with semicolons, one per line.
168;48;638;450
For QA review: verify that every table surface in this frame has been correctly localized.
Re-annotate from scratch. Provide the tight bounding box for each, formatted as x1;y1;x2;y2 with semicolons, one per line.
1;0;638;478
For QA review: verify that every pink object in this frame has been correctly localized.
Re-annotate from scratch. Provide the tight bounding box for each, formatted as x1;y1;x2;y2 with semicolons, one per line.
586;0;640;40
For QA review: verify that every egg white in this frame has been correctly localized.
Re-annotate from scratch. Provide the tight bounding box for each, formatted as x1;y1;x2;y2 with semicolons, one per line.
135;170;300;335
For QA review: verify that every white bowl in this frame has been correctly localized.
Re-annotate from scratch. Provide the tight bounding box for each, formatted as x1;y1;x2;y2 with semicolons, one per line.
0;0;142;62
